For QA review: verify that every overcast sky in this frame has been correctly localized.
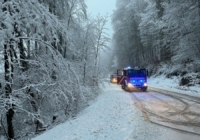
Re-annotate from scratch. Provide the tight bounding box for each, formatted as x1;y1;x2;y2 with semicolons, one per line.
85;0;116;37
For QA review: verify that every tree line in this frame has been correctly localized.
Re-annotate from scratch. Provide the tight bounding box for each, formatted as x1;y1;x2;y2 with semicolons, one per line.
112;0;200;75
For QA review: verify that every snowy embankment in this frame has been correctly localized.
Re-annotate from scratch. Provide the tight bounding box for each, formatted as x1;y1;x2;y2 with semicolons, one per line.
32;84;138;140
148;75;200;97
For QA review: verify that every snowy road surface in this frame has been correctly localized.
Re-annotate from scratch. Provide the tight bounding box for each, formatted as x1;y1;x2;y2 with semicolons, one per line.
32;83;200;140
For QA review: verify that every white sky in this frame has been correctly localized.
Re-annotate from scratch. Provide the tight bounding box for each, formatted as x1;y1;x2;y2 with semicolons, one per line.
85;0;116;37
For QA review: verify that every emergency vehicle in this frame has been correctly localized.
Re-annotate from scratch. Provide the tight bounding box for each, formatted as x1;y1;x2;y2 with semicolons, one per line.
117;67;148;91
110;73;118;83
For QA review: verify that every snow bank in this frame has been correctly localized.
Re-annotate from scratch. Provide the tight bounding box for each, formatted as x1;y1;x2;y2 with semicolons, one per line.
32;84;138;140
148;75;200;97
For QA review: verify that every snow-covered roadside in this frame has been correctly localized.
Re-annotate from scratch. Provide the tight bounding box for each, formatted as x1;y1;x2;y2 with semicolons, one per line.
148;75;200;98
32;83;200;140
32;84;137;140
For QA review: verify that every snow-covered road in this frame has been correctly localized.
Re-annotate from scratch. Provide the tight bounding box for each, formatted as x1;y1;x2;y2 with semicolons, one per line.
32;83;200;140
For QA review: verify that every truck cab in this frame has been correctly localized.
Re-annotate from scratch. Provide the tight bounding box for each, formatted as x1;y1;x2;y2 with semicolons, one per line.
117;67;148;91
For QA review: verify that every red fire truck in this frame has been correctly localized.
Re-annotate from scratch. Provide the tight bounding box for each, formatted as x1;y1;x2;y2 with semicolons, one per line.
117;67;148;91
110;73;118;83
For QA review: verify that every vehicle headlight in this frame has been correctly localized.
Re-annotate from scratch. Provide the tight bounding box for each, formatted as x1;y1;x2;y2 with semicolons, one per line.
128;83;133;88
113;78;117;82
112;78;117;83
143;83;148;86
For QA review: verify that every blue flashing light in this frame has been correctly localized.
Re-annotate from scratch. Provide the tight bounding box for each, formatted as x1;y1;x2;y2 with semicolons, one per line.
130;78;145;85
131;80;136;83
139;80;144;83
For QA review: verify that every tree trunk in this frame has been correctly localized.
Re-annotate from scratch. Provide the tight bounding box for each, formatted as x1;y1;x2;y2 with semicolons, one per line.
27;28;31;59
4;44;15;140
3;0;15;139
156;0;164;18
19;38;28;71
63;45;67;58
6;109;14;140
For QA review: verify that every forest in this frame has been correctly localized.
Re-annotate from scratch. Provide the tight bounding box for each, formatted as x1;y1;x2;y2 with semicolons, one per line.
1;0;200;139
0;0;110;139
112;0;200;83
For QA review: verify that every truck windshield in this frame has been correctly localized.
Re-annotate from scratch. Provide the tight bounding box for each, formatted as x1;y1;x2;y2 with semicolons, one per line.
127;69;147;77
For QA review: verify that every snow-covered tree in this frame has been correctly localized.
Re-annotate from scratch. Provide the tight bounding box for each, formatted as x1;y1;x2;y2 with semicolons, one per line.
112;0;146;67
0;0;105;139
92;14;110;86
112;0;200;74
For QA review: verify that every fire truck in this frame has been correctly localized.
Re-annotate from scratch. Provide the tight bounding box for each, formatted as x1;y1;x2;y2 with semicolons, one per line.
110;73;118;83
117;67;148;91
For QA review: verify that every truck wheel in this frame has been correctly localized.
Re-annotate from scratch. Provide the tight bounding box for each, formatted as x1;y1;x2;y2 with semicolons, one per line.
123;82;128;90
122;82;127;89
